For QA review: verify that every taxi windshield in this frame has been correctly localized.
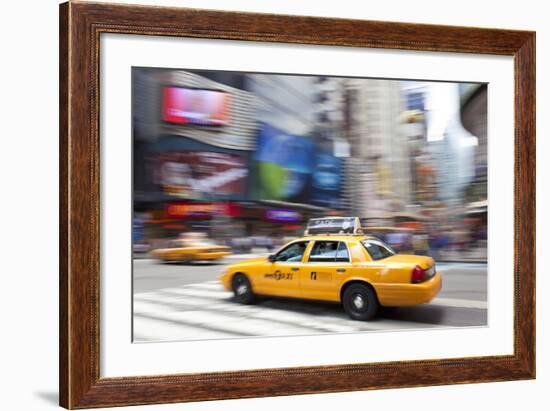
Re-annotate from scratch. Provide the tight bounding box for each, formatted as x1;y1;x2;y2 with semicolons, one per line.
361;239;396;261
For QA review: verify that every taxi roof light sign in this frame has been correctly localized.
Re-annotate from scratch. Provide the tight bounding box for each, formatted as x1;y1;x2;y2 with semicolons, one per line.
305;217;363;236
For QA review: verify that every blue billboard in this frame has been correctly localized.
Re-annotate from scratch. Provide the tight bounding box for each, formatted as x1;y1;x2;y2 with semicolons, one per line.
252;123;315;202
252;123;344;208
311;150;343;209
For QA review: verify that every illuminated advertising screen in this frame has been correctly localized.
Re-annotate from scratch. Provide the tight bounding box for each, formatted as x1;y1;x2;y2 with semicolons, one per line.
166;202;241;219
162;87;230;126
152;151;247;200
311;149;343;209
264;209;301;222
252;123;315;203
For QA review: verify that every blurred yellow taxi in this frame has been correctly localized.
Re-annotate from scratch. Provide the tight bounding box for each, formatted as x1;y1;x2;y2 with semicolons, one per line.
220;217;441;320
152;234;231;263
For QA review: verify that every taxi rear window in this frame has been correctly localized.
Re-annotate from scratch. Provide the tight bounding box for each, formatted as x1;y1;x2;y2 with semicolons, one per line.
361;239;396;261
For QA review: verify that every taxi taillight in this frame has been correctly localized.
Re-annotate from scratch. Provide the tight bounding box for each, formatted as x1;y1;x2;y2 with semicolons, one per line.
411;265;426;283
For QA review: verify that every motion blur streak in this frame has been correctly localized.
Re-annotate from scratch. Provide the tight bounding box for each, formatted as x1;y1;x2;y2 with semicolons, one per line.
132;67;487;342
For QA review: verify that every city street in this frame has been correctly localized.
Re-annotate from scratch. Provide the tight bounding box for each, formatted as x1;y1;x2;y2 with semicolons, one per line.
133;257;487;342
130;69;490;344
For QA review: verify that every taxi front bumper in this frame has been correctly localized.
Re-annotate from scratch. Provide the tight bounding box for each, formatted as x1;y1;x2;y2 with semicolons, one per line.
220;270;232;291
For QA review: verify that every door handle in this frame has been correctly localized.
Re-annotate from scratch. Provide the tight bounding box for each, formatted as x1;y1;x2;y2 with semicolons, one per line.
291;267;300;271
336;268;346;273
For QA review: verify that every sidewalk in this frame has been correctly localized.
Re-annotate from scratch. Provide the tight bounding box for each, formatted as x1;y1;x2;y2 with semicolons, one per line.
437;248;487;263
134;249;487;264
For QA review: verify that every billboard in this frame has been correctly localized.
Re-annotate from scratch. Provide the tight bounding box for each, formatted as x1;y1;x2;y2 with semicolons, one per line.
311;150;343;209
252;123;315;203
151;151;248;200
263;209;302;222
166;202;241;219
162;87;230;126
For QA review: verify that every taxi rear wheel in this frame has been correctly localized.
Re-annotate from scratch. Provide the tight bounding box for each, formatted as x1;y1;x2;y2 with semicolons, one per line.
231;274;255;304
342;283;379;321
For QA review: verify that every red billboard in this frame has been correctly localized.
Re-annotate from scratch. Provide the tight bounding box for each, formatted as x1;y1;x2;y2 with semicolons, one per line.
166;202;241;219
162;86;230;126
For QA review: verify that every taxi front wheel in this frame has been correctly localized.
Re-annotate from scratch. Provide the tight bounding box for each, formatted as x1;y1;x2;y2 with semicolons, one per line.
231;274;255;304
342;283;379;321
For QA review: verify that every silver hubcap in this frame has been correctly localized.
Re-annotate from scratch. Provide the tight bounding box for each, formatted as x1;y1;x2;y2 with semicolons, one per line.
353;295;365;310
236;284;248;295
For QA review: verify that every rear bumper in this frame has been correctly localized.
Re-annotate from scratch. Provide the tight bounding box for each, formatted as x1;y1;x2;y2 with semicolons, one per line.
375;272;442;307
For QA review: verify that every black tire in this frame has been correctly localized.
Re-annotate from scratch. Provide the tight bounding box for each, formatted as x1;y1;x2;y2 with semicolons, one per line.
342;283;379;321
231;274;255;304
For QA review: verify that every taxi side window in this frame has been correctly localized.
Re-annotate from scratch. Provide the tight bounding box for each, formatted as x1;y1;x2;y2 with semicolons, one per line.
336;241;350;262
361;240;395;261
308;241;349;263
275;241;308;262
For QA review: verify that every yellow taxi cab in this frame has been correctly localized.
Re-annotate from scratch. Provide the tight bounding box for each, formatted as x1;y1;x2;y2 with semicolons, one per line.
152;233;231;263
220;217;441;320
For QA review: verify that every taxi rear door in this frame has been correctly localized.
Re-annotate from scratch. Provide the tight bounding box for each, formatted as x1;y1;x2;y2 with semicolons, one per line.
299;240;351;301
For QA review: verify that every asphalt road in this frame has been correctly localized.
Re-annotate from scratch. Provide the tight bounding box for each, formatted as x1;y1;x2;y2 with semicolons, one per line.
132;256;487;343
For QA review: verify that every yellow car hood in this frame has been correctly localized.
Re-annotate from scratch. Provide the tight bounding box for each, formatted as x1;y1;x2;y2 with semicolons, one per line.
229;256;268;267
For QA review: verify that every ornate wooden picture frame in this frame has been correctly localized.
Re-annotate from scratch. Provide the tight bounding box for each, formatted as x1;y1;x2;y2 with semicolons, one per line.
59;1;535;408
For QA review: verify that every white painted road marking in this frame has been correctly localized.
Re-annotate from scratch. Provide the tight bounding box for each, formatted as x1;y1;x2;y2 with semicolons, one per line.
429;298;487;309
133;281;486;342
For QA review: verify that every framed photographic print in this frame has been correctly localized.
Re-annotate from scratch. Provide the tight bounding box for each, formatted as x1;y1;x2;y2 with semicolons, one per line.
59;1;535;408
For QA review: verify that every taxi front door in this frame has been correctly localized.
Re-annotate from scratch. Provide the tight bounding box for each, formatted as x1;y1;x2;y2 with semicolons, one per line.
258;241;308;298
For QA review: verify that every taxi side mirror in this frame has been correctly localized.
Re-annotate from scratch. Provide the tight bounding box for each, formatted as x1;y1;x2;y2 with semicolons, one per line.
267;254;276;263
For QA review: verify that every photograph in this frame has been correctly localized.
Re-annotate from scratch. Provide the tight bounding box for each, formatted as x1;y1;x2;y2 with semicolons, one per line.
54;1;536;408
131;67;488;343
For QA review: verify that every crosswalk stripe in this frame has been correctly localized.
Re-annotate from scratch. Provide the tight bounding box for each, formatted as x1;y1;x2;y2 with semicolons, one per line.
159;286;231;300
135;294;357;333
136;283;488;308
183;282;228;291
429;298;487;309
133;279;476;342
135;301;321;337
138;282;488;310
